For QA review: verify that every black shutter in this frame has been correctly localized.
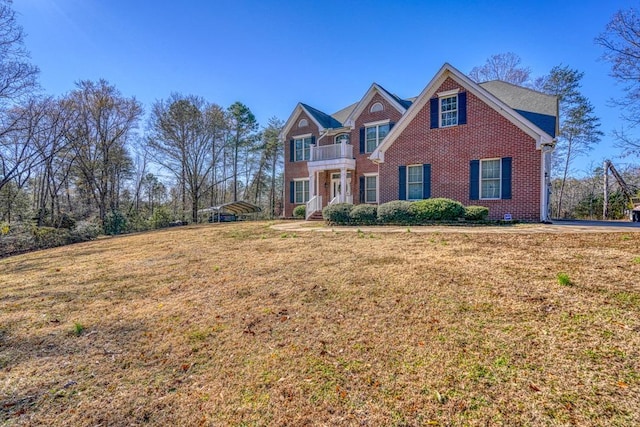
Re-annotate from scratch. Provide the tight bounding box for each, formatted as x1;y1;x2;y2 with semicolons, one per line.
289;181;295;204
389;122;395;130
501;157;512;199
289;140;294;162
422;164;431;199
359;127;365;154
359;176;365;203
458;92;467;125
430;98;439;129
398;166;407;200
310;135;316;145
469;160;480;200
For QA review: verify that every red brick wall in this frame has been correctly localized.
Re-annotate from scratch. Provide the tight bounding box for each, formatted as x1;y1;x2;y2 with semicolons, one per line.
283;93;404;215
379;77;541;221
283;111;320;216
349;92;403;202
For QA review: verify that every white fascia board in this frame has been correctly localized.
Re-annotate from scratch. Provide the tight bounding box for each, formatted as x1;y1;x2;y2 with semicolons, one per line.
343;83;407;127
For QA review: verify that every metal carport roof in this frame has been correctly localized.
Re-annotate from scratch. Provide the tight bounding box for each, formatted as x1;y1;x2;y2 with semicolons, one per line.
199;201;262;215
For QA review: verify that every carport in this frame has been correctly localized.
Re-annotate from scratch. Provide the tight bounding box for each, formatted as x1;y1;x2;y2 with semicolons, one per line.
198;201;262;222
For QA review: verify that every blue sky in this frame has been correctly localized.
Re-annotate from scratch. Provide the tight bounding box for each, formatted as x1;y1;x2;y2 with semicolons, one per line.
13;0;639;176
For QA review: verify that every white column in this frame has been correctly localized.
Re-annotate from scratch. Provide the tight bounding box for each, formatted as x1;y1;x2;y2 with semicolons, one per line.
340;167;347;203
309;171;315;200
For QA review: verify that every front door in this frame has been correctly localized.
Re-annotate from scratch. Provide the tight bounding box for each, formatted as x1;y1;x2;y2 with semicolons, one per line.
330;172;351;203
331;177;341;202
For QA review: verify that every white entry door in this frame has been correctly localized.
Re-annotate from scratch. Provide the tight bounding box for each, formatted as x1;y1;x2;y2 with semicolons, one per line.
330;173;351;202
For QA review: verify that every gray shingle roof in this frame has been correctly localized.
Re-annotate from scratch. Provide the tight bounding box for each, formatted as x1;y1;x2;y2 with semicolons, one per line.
479;80;558;137
301;103;343;129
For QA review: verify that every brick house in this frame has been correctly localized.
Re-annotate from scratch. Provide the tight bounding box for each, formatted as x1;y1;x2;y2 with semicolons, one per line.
281;63;558;222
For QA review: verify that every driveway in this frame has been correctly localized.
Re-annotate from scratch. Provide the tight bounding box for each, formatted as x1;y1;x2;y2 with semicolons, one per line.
272;219;640;234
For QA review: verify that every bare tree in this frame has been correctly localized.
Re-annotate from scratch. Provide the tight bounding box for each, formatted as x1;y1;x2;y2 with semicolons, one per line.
596;7;640;156
468;52;531;85
0;0;39;107
66;80;142;223
147;94;218;223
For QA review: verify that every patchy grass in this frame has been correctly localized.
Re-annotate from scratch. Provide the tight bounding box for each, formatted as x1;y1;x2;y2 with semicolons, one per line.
1;222;640;426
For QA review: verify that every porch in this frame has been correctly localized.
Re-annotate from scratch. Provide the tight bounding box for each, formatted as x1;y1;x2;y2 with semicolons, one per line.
305;142;356;220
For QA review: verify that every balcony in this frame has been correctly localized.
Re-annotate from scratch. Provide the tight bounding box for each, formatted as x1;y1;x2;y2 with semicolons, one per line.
307;142;355;172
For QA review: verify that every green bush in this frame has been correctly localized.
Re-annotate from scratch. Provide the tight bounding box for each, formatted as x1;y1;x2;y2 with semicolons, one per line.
103;210;127;235
350;204;377;225
377;201;414;224
293;205;306;219
322;203;353;225
410;198;465;222
464;205;489;221
151;206;173;229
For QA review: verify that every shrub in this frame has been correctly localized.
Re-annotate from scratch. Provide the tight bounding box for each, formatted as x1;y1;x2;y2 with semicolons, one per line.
293;205;306;219
350;204;377;225
410;198;465;222
103;210;127;235
70;221;101;242
57;213;76;229
151;206;173;229
323;203;353;225
464;205;490;221
377;201;414;224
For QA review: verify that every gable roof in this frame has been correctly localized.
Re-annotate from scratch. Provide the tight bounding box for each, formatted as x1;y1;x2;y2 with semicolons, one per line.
280;103;342;140
369;63;557;162
343;83;410;127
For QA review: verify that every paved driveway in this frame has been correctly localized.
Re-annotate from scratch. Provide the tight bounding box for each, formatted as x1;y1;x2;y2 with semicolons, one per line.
272;219;640;234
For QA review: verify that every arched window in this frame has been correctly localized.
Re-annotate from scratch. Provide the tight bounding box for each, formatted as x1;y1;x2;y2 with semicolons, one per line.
335;133;350;144
370;102;384;113
298;118;308;128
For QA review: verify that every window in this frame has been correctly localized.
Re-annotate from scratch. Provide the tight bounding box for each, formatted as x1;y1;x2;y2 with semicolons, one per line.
298;118;308;128
440;95;458;127
370;102;384;113
294;137;312;161
365;123;390;153
294;179;309;204
407;165;423;200
480;159;501;199
335;133;350;144
364;175;378;203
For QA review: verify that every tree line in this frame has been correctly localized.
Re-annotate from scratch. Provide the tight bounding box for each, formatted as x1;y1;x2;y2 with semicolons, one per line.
2;0;640;233
0;1;284;234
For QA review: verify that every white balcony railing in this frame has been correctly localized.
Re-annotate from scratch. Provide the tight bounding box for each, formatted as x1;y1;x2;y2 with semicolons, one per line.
310;142;353;162
305;195;322;219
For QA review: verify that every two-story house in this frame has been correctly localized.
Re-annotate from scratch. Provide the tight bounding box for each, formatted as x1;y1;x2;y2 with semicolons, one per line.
281;63;558;222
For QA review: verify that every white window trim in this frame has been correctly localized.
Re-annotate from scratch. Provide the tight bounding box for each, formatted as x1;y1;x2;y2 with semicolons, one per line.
298;118;308;128
479;158;502;200
293;135;313;162
406;164;423;201
364;122;391;154
292;133;312;140
437;88;460;97
439;94;459;128
369;102;384;113
363;119;390;127
363;172;378;204
334;133;350;144
293;178;310;204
